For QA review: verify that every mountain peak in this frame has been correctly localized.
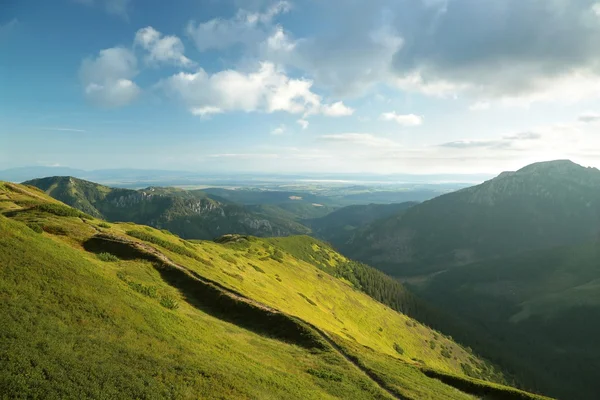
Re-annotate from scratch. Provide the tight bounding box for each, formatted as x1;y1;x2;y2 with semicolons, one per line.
516;159;582;174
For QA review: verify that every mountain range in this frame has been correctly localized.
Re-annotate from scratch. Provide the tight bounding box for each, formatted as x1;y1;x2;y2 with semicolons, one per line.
11;159;600;399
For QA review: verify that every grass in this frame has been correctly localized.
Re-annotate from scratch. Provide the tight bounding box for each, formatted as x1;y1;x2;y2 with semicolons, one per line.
126;229;202;261
0;215;393;400
0;181;551;400
97;252;119;262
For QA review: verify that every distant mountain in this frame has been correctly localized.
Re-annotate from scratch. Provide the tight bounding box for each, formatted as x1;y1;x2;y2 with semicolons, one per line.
344;160;600;276
25;176;310;239
0;166;87;182
307;202;417;247
415;240;600;400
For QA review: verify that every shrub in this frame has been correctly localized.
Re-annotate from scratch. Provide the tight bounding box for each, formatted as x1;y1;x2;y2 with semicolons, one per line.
97;252;119;262
219;254;237;264
126;230;201;260
27;222;43;233
441;348;452;358
307;368;343;382
160;295;179;310
269;249;284;263
393;343;405;355
98;222;111;228
42;225;68;236
429;341;436;350
250;264;265;273
33;203;93;219
298;293;317;306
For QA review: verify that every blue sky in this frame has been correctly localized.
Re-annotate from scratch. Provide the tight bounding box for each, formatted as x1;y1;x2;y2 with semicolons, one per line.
3;0;600;174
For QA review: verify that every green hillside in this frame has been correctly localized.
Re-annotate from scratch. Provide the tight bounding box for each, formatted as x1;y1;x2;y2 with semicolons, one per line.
307;202;417;248
415;241;600;400
343;160;600;277
0;181;548;399
25;176;311;240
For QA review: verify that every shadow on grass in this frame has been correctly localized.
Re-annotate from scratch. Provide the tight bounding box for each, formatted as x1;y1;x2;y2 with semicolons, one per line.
84;234;328;351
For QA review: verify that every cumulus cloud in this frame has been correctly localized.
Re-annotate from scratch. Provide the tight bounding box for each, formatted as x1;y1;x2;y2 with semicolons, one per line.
134;27;194;67
320;101;355;117
161;62;352;117
380;112;423;126
187;1;290;51
319;133;399;148
244;0;600;103
389;0;600;102
79;47;140;107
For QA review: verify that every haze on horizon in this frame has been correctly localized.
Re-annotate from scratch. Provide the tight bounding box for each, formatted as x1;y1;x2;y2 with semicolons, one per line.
3;0;600;175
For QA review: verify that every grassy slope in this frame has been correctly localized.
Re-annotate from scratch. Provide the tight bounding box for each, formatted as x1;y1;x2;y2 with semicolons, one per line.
0;182;549;399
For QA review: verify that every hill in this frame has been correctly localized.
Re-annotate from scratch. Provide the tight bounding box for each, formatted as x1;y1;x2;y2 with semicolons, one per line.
415;240;600;400
307;202;417;248
343;160;600;276
24;176;311;240
0;181;548;399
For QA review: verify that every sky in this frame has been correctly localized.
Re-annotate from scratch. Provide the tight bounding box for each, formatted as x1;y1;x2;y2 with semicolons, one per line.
3;0;600;175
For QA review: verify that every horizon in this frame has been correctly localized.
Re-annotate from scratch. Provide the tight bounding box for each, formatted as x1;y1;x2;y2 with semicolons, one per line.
4;1;600;174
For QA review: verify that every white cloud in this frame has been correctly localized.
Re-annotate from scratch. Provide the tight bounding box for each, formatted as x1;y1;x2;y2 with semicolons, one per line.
135;26;194;67
187;1;290;51
41;127;87;133
271;124;286;135
161;61;351;117
320;101;355;117
79;47;140;107
319;133;399;148
191;106;223;117
84;79;140;108
380;112;423;127
265;26;295;53
297;119;309;129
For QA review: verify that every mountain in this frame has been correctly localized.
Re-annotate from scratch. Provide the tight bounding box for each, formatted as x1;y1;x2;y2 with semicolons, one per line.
0;181;548;399
307;202;417;247
343;160;600;276
24;176;311;239
415;240;600;400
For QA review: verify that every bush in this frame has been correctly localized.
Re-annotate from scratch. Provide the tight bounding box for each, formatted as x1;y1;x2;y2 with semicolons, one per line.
126;230;201;260
42;225;68;236
441;348;452;358
429;341;436;350
219;254;237;264
269;249;284;263
160;295;179;310
27;222;43;233
34;203;93;220
97;252;119;262
250;264;265;273
98;222;111;228
393;343;405;355
298;293;317;306
306;368;343;382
